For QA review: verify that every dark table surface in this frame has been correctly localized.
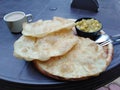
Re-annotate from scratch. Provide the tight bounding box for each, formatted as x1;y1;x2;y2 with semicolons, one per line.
0;0;120;90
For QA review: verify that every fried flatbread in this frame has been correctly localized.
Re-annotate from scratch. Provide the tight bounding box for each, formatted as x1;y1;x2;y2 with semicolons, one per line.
14;29;78;61
33;38;113;81
22;17;75;38
13;16;113;81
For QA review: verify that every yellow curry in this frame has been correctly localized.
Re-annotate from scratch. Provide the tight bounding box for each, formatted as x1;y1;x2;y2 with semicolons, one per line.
75;18;102;32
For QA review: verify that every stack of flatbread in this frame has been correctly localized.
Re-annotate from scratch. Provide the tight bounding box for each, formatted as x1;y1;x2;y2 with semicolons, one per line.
14;17;113;81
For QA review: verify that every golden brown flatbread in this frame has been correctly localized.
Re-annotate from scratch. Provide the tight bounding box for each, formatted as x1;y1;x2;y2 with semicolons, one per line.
14;29;78;61
22;17;75;38
33;38;113;81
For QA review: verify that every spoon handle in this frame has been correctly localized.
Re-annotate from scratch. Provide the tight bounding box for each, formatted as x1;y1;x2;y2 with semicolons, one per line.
113;39;120;45
111;34;120;45
112;34;120;37
111;34;120;41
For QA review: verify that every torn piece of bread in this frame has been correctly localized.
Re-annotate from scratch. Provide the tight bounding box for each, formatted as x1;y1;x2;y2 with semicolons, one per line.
22;17;75;38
